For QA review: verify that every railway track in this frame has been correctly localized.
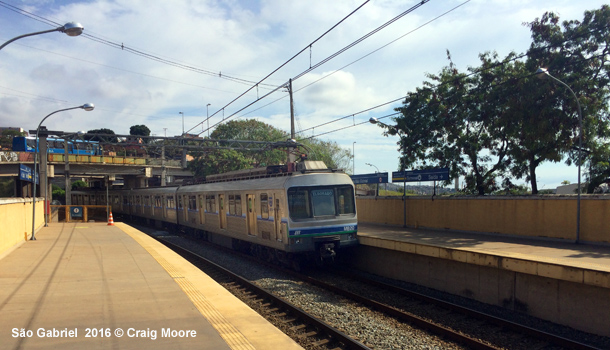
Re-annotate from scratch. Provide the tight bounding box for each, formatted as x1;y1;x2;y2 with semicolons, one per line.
302;267;603;350
156;236;370;350
146;229;606;350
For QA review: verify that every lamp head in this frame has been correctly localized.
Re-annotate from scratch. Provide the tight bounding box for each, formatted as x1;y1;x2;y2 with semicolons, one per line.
81;103;95;111
61;22;84;37
369;117;379;124
536;67;549;79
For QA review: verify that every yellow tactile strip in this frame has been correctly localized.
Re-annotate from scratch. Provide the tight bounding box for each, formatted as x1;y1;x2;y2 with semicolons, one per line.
117;223;256;350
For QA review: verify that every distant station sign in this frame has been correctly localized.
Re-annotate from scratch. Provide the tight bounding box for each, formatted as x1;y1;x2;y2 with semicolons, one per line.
392;168;449;183
350;172;389;185
70;206;83;219
19;164;38;184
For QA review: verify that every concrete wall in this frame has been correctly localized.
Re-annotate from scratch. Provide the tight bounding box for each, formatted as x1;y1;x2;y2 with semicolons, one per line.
0;198;44;257
357;196;610;243
345;245;610;337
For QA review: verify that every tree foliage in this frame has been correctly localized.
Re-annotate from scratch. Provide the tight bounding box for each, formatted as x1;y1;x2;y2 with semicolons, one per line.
85;128;118;143
384;5;610;195
188;119;352;177
301;138;352;171
189;120;287;177
129;125;151;137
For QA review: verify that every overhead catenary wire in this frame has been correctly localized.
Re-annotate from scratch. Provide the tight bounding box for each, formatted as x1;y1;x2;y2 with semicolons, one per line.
197;0;432;136
229;0;470;132
187;0;373;135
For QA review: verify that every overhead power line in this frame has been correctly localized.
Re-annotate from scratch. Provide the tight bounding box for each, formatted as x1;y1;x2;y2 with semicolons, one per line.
0;0;279;89
197;0;432;136
188;0;373;135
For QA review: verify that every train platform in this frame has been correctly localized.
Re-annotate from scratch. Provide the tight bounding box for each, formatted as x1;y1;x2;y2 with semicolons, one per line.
352;223;610;337
356;223;610;284
0;222;303;350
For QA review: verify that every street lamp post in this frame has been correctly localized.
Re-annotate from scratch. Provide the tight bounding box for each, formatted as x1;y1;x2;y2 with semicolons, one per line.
62;131;85;206
370;117;408;227
366;162;380;197
179;112;184;135
536;67;583;243
31;104;94;240
1;22;84;51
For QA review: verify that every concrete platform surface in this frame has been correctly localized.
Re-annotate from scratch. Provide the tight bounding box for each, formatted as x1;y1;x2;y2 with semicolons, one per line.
0;222;302;350
357;223;610;287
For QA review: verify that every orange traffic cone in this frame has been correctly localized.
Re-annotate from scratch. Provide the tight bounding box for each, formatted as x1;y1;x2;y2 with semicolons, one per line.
107;212;115;226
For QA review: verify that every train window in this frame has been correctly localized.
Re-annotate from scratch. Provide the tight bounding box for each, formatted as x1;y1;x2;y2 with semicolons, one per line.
206;195;215;212
155;196;162;208
189;196;197;211
336;185;356;215
311;189;336;216
167;196;175;209
229;195;235;215
260;193;269;219
288;185;355;219
235;195;242;216
288;188;311;219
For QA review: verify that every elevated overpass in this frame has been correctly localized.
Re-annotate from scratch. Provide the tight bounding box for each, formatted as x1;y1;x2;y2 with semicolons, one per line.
0;150;193;196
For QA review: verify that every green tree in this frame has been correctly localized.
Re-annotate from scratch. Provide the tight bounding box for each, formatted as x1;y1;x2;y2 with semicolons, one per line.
391;51;510;195
129;125;151;144
188;120;287;177
86;128;118;143
188;119;352;177
518;5;610;193
52;184;65;203
71;180;88;190
383;6;610;195
301;138;352;171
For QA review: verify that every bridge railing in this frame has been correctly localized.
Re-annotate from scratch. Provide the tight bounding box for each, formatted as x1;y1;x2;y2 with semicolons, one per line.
0;151;181;167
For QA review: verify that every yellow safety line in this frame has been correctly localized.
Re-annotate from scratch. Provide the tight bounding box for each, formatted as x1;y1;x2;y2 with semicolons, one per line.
116;223;255;350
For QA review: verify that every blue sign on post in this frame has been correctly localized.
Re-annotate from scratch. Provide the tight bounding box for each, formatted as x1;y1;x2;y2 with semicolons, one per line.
350;172;389;185
392;168;449;183
19;164;38;184
70;206;83;219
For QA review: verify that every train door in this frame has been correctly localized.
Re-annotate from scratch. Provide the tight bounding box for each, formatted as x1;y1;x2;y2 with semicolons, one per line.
198;194;205;224
218;194;226;229
274;195;282;241
246;194;257;236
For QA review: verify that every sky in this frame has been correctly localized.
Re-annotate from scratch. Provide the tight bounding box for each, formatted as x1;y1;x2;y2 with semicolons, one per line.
0;0;607;190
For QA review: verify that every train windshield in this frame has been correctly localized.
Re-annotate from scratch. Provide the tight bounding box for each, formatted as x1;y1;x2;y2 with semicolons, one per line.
288;185;355;220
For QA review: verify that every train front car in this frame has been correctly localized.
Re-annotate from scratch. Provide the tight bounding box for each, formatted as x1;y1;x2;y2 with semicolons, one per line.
284;169;358;263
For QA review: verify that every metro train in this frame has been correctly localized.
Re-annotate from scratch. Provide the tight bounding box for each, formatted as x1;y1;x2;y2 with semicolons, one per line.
12;136;102;155
72;161;358;266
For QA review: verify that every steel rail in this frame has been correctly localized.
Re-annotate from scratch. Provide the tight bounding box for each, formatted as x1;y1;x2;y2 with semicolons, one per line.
327;268;602;350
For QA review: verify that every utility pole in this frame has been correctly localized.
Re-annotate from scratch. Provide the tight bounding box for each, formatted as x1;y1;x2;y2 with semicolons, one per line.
288;78;296;165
